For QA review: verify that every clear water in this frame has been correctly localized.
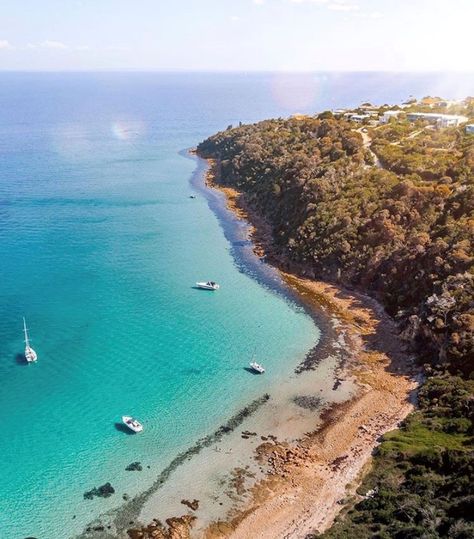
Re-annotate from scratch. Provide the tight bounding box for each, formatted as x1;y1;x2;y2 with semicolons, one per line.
1;72;473;539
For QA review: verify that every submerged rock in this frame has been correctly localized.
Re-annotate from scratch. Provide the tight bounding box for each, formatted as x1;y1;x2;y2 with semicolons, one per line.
293;395;322;411
126;461;143;471
83;482;115;500
181;498;199;511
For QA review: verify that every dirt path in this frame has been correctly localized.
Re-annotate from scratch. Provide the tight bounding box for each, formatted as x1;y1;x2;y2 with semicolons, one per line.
357;128;382;168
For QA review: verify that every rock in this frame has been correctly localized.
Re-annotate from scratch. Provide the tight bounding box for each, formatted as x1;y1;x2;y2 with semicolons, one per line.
128;514;196;539
126;461;143;471
83;482;115;500
181;498;199;511
293;395;322;411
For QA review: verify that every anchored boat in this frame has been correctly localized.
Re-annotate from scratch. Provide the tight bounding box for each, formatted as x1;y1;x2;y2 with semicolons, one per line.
249;361;265;374
23;317;37;363
122;415;144;433
196;281;220;290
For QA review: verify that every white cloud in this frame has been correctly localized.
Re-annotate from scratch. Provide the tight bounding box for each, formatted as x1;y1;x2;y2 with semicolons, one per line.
327;0;359;10
230;15;241;21
288;0;361;8
288;0;329;4
328;3;359;11
41;40;69;50
24;41;92;52
253;0;265;4
27;40;69;50
288;0;373;16
0;40;13;50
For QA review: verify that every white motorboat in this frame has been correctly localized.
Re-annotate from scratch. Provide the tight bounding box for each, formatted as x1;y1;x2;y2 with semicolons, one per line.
122;416;144;433
23;317;37;363
196;281;220;290
249;361;265;374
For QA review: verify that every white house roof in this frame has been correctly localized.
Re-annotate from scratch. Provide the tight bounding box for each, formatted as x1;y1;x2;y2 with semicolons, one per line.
407;112;468;123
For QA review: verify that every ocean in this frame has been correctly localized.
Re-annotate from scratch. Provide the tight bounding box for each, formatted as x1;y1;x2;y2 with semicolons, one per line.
1;71;473;538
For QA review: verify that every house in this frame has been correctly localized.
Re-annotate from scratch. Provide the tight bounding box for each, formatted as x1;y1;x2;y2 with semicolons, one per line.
406;113;468;128
379;110;403;124
349;114;371;123
466;124;474;134
435;100;458;108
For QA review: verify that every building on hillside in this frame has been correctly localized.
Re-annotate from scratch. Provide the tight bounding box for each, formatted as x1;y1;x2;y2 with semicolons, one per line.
349;114;372;123
379;110;404;124
436;100;458;108
406;112;468;128
466;124;474;134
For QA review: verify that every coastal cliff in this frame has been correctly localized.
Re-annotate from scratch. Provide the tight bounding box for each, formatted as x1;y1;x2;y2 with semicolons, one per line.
196;106;474;538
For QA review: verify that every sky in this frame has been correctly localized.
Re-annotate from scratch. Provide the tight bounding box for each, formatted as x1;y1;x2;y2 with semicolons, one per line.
0;0;473;71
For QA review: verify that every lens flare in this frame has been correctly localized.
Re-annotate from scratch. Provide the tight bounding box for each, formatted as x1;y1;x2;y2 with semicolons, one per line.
111;120;147;141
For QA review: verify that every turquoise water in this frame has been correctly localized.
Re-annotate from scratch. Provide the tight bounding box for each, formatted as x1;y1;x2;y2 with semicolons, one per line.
1;72;473;538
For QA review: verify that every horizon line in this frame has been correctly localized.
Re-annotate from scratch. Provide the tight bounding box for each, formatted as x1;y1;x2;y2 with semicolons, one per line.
0;68;473;74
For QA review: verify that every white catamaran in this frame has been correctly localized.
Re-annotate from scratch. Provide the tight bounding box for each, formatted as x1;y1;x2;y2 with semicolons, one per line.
23;317;38;363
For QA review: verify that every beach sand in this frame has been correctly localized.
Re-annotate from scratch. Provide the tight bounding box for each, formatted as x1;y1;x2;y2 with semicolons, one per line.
125;155;418;539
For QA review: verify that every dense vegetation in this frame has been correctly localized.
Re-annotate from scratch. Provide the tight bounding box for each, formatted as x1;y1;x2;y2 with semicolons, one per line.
197;109;474;537
321;374;474;539
371;122;473;181
197;115;473;375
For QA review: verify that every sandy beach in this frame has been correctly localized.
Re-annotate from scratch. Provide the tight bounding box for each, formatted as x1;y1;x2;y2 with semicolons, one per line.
124;154;419;539
204;277;418;538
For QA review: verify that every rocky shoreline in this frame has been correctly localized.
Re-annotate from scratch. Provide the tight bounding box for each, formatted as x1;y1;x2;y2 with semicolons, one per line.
197;154;419;538
123;153;419;539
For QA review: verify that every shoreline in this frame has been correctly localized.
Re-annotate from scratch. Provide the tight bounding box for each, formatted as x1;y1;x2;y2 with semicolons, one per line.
84;152;418;539
196;153;419;538
78;151;346;539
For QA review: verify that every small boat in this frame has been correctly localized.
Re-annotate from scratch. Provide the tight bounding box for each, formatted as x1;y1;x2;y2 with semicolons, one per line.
196;281;220;290
249;361;265;374
122;416;144;433
189;194;196;199
23;317;37;363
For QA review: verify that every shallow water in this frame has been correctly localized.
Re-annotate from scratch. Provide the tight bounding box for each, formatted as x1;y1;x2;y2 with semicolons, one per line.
1;72;472;538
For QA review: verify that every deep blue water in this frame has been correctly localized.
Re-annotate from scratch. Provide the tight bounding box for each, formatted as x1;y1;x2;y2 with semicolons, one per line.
0;71;473;539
